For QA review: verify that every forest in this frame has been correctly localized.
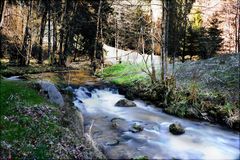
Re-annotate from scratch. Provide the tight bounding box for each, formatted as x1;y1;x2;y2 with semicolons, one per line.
0;0;239;159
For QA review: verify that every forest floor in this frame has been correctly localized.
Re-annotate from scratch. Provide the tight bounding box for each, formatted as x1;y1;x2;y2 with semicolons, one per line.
99;53;240;131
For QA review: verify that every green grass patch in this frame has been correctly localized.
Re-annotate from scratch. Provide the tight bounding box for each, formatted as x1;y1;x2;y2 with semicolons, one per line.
99;63;146;85
0;80;61;159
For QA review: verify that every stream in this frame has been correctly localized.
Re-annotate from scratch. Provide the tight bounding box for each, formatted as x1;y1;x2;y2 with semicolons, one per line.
6;74;239;159
73;86;240;159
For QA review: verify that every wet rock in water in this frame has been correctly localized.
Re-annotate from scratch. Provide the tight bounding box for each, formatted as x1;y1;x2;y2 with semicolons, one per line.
169;123;185;135
134;156;148;160
37;80;64;107
129;123;144;133
111;118;129;132
105;139;119;146
115;99;136;107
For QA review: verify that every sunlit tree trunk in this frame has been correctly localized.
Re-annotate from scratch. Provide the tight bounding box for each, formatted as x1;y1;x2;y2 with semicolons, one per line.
161;0;165;82
151;27;157;82
0;0;6;58
165;0;169;78
0;0;7;28
141;27;145;55
236;0;240;53
149;6;156;83
115;14;119;62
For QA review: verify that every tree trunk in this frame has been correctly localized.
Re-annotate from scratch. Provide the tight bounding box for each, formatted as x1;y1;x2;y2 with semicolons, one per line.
20;0;32;66
100;17;104;70
165;0;169;78
0;0;6;59
62;1;77;67
141;27;145;55
93;0;102;60
182;0;188;63
236;0;240;53
151;27;156;82
0;0;7;28
59;0;66;66
52;5;57;65
93;0;102;72
161;0;166;82
47;3;52;65
115;12;119;62
38;8;47;64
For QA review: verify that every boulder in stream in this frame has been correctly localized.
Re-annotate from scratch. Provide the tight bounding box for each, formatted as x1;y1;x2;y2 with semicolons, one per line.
37;80;64;107
129;123;144;133
105;139;119;146
111;118;129;132
115;99;136;107
169;123;185;135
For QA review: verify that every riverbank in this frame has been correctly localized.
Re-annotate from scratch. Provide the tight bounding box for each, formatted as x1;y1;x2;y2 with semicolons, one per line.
0;79;105;159
98;55;240;131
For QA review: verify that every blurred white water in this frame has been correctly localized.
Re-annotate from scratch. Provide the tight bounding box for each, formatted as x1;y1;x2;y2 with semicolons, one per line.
74;87;240;159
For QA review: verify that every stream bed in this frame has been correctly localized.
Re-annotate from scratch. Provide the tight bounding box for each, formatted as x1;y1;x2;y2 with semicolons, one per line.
73;86;239;159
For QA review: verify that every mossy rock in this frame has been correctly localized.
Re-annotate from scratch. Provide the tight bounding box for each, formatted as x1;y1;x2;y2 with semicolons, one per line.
129;123;144;133
115;99;137;107
169;123;185;135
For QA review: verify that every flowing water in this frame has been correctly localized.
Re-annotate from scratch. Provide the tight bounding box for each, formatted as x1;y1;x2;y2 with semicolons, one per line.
77;86;240;159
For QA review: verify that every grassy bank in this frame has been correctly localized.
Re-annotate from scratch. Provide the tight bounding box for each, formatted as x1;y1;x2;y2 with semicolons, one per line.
98;63;147;85
0;80;104;159
99;60;240;131
0;80;59;158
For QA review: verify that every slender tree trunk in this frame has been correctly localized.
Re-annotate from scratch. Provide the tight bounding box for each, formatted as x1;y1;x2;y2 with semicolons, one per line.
161;0;166;82
151;27;156;82
115;13;119;62
38;8;47;64
20;0;32;66
63;1;77;66
93;0;102;70
165;0;169;78
52;6;57;65
0;32;3;58
59;0;66;66
0;0;7;28
100;17;104;70
47;2;52;65
182;0;188;62
0;0;7;58
237;0;240;53
142;27;145;55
